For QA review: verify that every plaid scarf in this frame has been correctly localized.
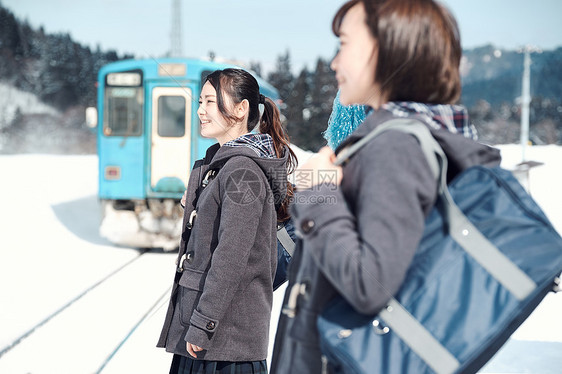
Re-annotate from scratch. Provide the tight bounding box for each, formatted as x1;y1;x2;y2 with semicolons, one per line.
381;101;478;140
223;133;276;158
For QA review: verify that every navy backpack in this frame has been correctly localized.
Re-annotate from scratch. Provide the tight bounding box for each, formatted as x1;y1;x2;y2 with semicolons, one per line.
317;120;562;374
274;218;297;290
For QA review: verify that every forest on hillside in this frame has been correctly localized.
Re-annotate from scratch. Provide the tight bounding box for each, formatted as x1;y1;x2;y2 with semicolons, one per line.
262;45;562;149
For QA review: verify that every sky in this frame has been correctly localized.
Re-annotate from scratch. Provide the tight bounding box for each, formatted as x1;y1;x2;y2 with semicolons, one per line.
2;0;562;74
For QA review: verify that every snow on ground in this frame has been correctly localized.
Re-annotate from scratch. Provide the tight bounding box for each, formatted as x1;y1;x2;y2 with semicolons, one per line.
0;155;155;372
0;153;281;374
0;143;560;373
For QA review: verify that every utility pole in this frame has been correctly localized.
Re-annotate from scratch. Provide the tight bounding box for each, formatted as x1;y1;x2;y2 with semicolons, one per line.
513;45;543;193
518;45;541;162
170;0;183;57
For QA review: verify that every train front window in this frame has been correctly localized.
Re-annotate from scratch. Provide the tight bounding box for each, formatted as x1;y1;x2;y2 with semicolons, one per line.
104;87;143;136
157;96;186;137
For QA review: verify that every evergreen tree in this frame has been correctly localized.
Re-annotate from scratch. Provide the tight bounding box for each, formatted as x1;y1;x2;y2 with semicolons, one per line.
0;6;21;54
535;48;562;99
305;58;337;151
267;50;293;104
249;61;262;78
0;6;20;80
0;3;128;111
285;68;310;149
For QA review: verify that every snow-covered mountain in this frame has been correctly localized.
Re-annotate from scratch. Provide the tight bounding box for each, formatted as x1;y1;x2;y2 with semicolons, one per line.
0;82;58;130
0;82;95;154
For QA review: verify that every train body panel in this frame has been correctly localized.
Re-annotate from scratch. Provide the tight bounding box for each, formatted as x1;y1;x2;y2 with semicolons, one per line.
89;58;279;250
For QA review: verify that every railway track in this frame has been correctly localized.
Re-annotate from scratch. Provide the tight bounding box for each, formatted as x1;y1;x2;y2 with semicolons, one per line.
95;285;171;374
0;248;175;373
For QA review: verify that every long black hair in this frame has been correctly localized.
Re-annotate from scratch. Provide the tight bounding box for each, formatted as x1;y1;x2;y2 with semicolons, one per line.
204;68;297;221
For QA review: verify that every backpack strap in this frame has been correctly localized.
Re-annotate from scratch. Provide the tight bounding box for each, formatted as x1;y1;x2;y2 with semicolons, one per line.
334;119;440;180
277;223;296;257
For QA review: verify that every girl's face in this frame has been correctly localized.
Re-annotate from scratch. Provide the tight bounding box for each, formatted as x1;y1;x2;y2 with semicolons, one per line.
197;82;233;144
331;2;381;108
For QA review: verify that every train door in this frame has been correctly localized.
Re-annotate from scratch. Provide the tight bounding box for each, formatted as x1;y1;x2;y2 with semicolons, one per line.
150;86;192;193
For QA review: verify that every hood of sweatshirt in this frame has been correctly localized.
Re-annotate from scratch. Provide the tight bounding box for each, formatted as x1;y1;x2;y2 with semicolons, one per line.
204;133;289;208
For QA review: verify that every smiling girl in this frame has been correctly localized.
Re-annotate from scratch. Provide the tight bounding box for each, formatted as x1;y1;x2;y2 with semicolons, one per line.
158;68;296;374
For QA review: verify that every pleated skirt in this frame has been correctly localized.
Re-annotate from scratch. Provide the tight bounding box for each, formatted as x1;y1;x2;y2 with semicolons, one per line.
169;354;268;374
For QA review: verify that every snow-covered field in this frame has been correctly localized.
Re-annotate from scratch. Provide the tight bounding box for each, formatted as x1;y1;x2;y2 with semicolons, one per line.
0;144;561;373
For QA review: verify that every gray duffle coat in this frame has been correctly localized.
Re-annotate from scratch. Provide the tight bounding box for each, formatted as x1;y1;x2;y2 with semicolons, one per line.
158;137;289;362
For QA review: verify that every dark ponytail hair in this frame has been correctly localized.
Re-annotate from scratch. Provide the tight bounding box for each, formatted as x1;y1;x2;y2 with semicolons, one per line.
260;96;297;221
204;68;297;221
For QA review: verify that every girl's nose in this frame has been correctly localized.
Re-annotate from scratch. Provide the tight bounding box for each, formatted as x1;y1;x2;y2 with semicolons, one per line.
330;54;338;71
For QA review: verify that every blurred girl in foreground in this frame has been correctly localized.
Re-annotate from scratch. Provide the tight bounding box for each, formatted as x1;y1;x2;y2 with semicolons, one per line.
271;1;500;372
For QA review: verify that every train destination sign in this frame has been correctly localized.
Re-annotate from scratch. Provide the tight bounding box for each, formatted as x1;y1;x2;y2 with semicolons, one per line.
106;72;142;87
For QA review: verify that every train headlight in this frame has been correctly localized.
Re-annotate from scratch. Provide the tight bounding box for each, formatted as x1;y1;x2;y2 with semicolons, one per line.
104;166;121;180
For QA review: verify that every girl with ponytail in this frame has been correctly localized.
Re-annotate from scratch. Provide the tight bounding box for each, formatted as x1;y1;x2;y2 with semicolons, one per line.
158;68;297;374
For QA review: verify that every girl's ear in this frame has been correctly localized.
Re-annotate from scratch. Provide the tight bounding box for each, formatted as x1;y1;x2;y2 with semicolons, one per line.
236;99;250;120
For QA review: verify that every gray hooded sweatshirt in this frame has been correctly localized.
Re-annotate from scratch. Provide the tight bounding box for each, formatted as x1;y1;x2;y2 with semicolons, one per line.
158;134;289;362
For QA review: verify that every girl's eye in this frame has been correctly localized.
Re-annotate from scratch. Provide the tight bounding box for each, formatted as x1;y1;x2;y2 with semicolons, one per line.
198;101;202;105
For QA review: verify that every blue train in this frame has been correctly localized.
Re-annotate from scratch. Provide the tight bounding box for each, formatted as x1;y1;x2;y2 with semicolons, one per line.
86;58;280;250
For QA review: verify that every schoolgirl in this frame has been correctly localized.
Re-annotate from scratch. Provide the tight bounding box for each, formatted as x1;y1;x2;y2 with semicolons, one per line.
158;68;297;374
271;1;501;372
